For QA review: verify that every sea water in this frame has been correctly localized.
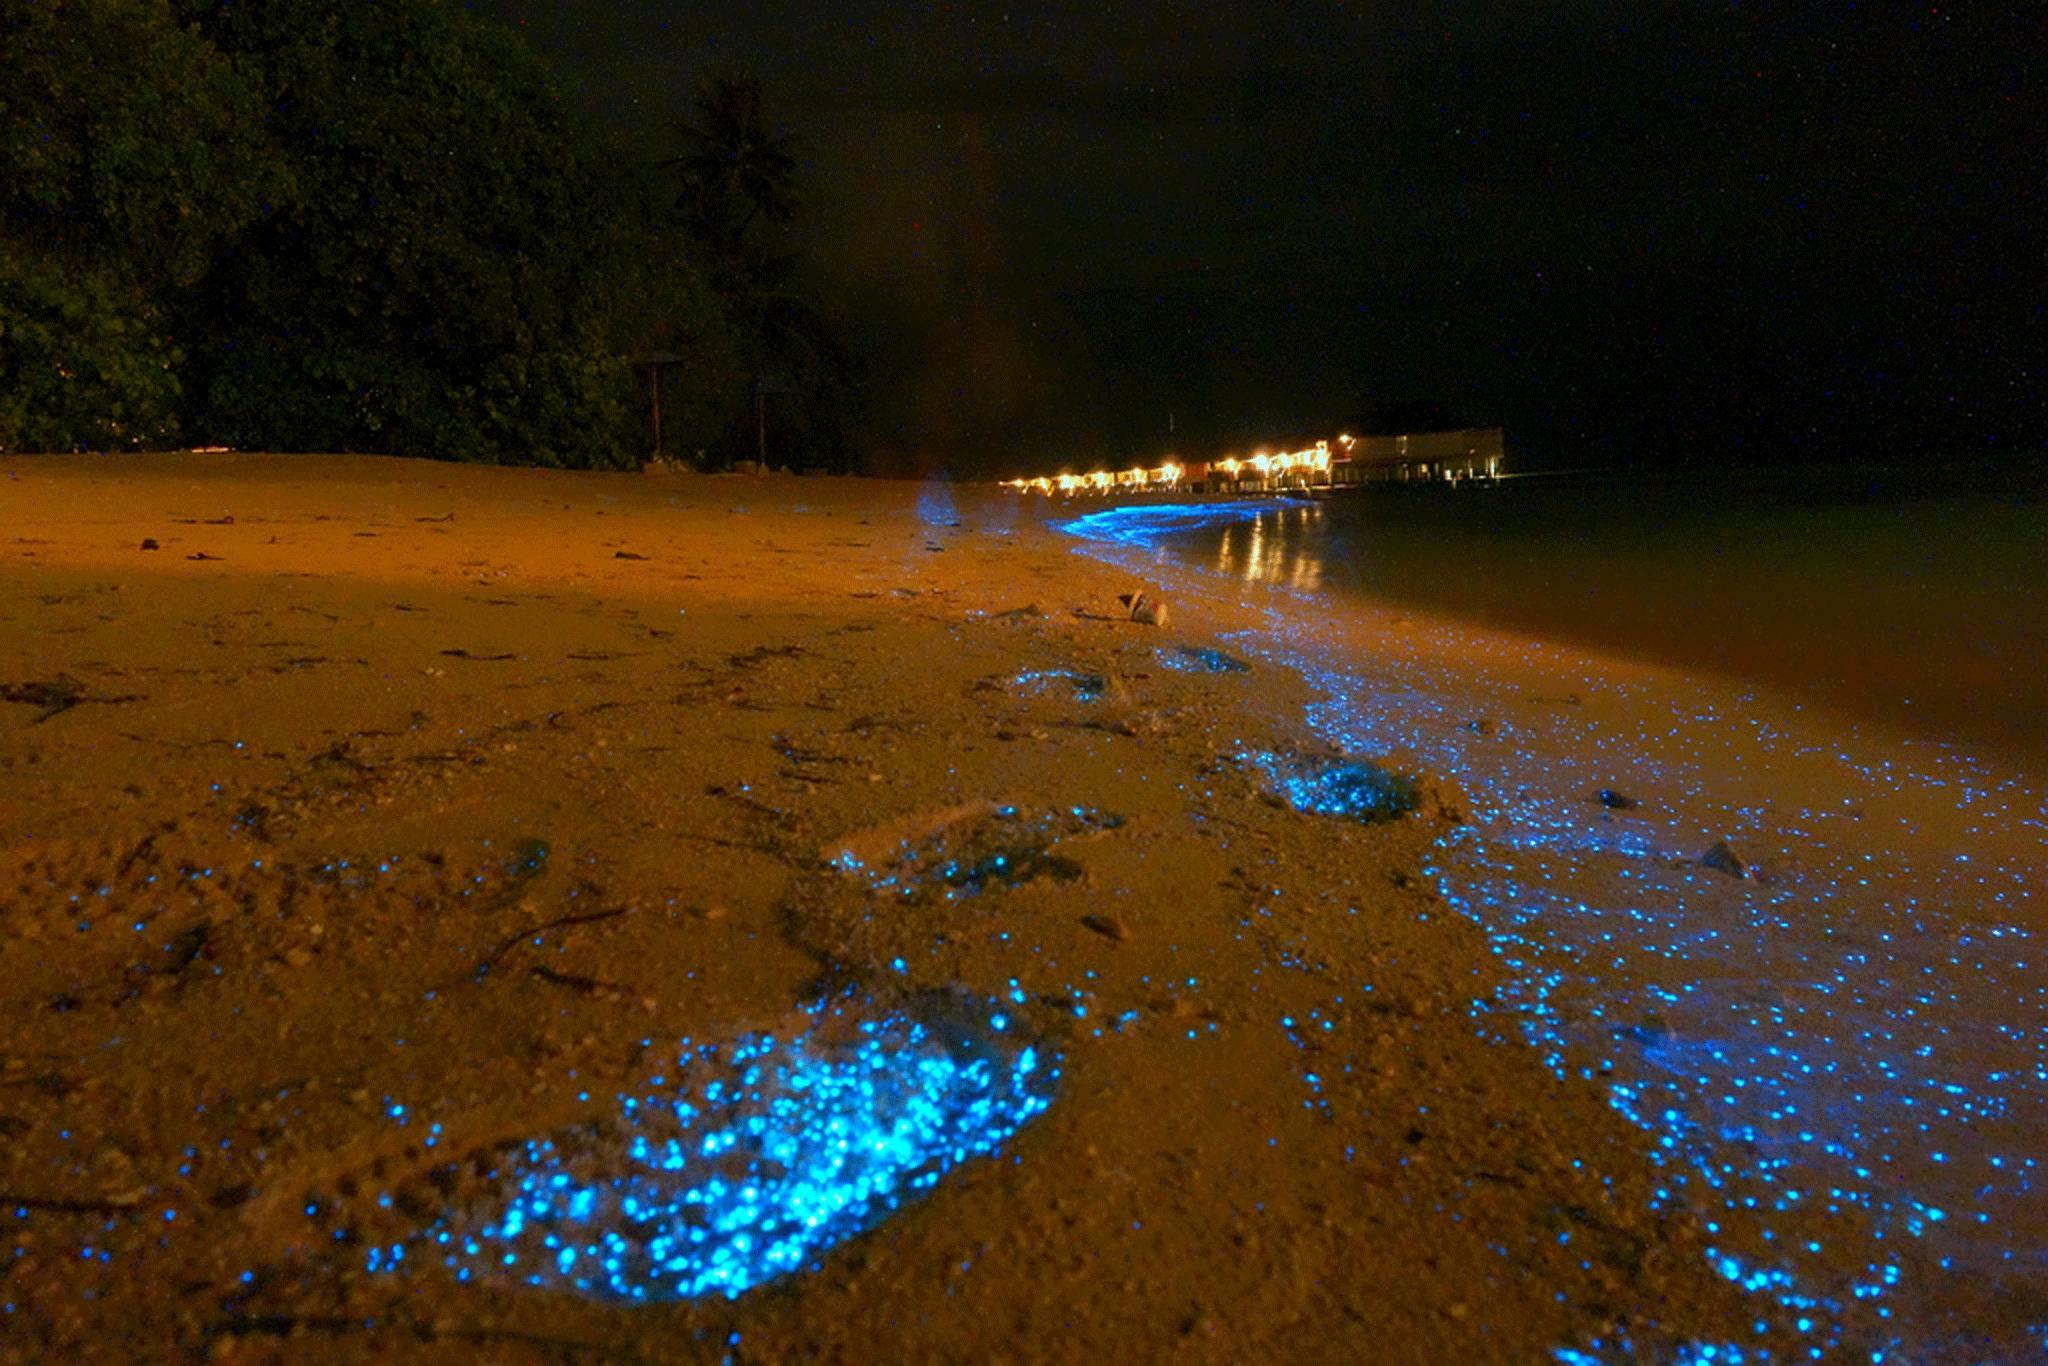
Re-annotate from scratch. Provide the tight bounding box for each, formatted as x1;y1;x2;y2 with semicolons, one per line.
1166;464;2048;768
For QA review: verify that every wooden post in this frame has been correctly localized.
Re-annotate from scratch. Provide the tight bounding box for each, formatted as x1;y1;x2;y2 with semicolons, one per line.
650;366;663;459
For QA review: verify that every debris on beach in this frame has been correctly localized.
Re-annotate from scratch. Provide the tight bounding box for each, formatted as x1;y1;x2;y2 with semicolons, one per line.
1597;788;1638;810
1;677;86;720
1118;590;1169;627
1080;912;1130;941
1700;839;1745;877
0;676;139;722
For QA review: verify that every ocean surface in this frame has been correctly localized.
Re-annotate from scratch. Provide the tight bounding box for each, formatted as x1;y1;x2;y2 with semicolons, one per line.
1055;475;2048;1362
1151;464;2048;770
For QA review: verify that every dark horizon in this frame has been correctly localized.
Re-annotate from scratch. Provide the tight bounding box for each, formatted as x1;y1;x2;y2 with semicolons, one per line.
473;1;2041;476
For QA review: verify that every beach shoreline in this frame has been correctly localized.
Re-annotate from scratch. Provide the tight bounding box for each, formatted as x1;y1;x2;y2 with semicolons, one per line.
1;453;2020;1360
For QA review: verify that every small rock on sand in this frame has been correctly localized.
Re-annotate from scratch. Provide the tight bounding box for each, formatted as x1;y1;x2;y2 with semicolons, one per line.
1700;839;1745;877
1081;913;1130;942
1598;789;1638;810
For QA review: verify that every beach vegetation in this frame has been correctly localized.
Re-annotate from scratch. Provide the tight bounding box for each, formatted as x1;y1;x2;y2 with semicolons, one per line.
0;0;860;469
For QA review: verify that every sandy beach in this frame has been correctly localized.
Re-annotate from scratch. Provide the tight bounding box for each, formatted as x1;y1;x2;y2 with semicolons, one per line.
6;454;2041;1363
0;453;1785;1362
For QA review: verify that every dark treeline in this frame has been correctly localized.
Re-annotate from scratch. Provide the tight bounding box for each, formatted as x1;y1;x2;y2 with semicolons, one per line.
0;0;859;469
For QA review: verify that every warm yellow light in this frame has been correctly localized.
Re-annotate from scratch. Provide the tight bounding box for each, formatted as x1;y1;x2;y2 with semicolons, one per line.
1005;429;1365;497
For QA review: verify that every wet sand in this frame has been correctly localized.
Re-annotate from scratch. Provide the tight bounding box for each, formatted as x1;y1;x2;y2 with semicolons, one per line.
0;453;1935;1362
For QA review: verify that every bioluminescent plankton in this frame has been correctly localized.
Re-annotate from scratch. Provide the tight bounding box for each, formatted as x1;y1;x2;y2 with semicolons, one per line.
361;991;1055;1302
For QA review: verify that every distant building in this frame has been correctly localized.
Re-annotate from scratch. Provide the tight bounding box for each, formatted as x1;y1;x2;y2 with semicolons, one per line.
1003;425;1505;499
1187;427;1505;493
1328;427;1504;485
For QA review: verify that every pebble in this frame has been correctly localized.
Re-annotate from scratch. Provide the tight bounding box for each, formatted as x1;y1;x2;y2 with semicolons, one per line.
1700;839;1745;877
1080;913;1130;941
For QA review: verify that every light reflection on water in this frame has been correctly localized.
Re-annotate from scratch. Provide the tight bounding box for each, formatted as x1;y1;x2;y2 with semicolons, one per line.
1058;502;2048;1362
1168;472;2048;767
1216;502;1327;591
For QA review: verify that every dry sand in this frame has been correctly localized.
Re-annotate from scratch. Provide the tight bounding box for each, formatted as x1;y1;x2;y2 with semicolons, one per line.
2;454;1769;1361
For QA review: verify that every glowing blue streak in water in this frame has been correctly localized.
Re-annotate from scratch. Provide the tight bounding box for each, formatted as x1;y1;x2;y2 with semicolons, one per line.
365;998;1055;1302
1052;500;1292;550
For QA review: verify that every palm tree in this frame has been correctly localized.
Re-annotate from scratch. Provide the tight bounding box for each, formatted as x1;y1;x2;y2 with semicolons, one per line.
668;71;796;263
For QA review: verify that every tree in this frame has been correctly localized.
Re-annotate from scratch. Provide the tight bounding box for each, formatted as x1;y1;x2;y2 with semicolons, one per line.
664;71;863;471
0;0;276;451
175;0;651;465
2;5;846;468
668;71;798;273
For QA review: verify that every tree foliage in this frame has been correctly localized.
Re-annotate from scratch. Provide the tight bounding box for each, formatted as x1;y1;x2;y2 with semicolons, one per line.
669;72;798;270
175;0;647;465
1;2;861;467
0;0;275;450
668;71;863;471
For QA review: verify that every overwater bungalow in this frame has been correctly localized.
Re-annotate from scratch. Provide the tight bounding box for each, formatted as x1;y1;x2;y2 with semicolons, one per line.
1004;426;1505;499
1187;427;1505;494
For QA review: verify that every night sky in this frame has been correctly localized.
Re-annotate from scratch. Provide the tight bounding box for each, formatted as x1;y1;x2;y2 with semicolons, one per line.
473;2;2041;475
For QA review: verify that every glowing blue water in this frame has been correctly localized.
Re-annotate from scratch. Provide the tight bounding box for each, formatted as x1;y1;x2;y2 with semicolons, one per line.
1054;499;1297;549
1059;500;2048;1361
364;994;1055;1302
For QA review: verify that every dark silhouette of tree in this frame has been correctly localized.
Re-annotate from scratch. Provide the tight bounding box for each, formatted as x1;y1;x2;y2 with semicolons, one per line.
661;71;863;472
0;0;277;452
668;71;798;269
173;0;651;465
3;9;860;467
